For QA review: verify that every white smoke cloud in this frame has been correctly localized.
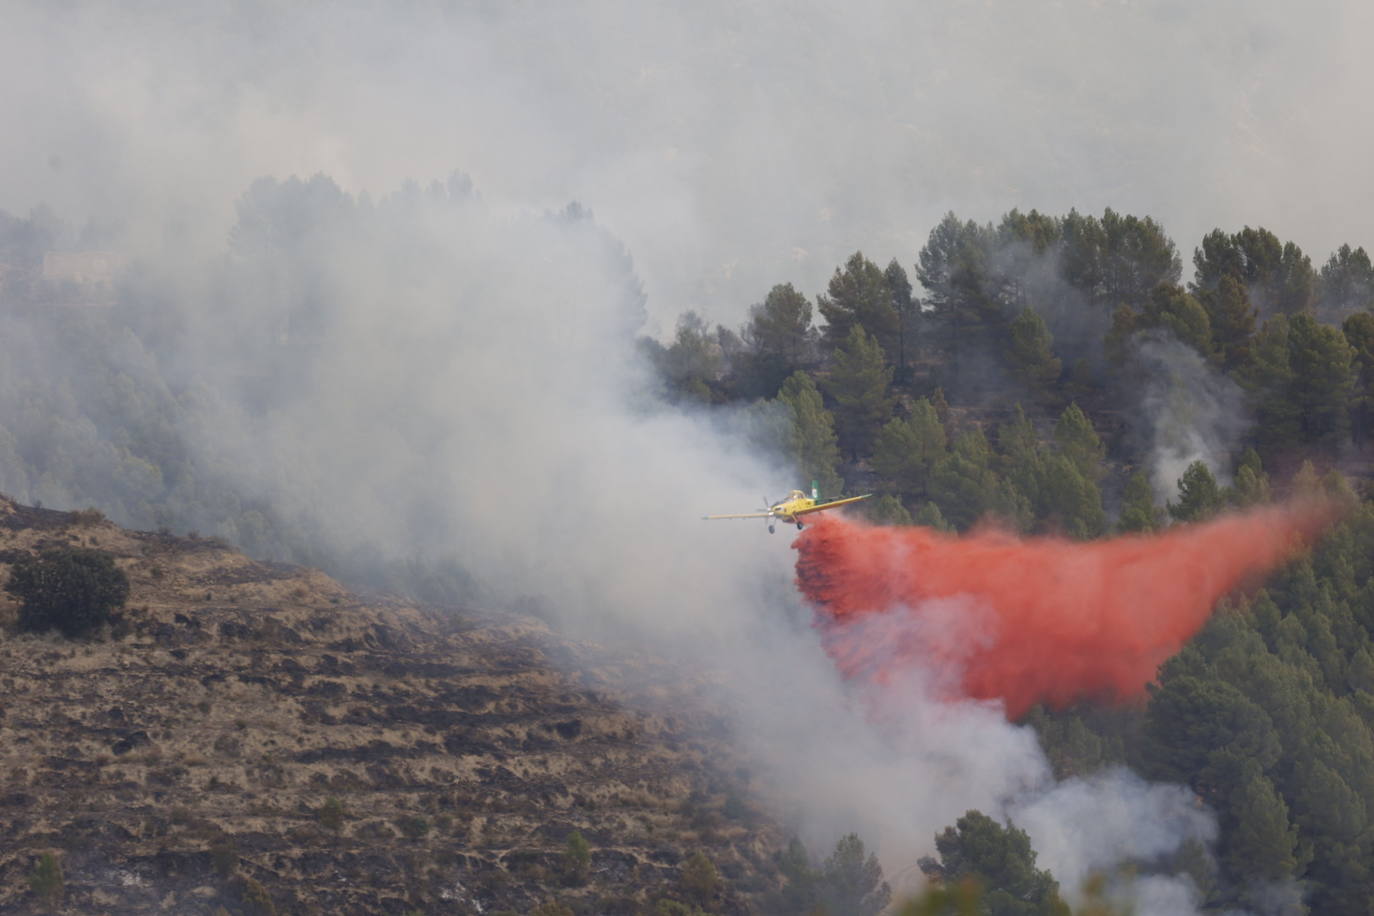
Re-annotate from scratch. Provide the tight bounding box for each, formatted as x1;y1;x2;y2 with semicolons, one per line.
1134;334;1250;503
1011;768;1217;914
771;595;1218;907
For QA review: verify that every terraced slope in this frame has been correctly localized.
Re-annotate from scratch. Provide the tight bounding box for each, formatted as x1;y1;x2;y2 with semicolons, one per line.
0;501;783;914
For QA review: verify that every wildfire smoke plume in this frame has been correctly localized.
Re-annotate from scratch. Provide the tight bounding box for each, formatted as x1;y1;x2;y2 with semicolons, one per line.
795;501;1338;718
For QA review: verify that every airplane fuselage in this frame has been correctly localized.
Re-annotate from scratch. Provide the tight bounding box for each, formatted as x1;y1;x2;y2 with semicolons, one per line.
767;490;817;523
701;488;871;533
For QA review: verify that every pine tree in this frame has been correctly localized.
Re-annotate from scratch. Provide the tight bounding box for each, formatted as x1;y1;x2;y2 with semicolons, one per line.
1199;274;1256;368
740;283;817;396
933;812;1069;916
1141;674;1282;790
929;430;1030;531
1318;244;1374;320
1007;308;1062;391
1117;470;1160;533
1038;454;1105;539
1243;316;1302;454
1292;459;1322;498
816;834;891;916
884;258;919;381
1193;226;1316;316
1288;313;1355;448
773;838;818;914
914;501;954;532
1342;311;1374;444
1141;284;1213;356
1168;460;1223;523
656;311;722;403
821;326;893;458
997;405;1046;513
1059;208;1181;308
818;252;899;357
862;495;913;526
1223;766;1300;884
871;398;946;499
1097;208;1182;306
1053;403;1106;481
776;373;844;499
1231;449;1271;508
917;214;1002;374
1104;303;1139;364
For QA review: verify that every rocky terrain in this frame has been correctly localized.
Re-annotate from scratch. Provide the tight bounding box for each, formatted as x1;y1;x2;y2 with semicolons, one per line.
0;500;787;914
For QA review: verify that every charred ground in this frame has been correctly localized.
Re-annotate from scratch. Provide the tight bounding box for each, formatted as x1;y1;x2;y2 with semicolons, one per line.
0;500;786;915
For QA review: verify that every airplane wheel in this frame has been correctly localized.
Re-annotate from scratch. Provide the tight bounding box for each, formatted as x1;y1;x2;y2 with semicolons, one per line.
768;525;775;534
796;521;803;529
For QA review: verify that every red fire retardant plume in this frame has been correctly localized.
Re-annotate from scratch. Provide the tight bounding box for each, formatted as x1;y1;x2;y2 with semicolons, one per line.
795;502;1337;718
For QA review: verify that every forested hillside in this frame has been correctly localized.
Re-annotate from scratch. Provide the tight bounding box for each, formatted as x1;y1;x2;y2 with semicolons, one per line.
644;209;1374;914
5;191;1374;912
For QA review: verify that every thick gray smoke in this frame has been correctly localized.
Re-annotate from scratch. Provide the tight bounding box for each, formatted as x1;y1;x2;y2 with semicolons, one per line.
5;1;1362;909
0;174;1218;910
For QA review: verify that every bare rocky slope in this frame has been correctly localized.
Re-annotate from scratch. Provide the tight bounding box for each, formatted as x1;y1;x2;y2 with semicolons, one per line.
0;500;787;915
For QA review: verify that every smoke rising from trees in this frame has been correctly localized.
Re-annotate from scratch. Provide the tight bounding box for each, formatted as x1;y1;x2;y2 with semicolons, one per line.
4;2;1374;911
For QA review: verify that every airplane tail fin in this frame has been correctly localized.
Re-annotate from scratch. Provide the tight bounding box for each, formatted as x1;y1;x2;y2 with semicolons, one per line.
812;479;819;500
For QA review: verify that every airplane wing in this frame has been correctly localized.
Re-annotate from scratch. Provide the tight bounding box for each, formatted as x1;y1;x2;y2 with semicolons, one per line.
792;494;873;516
702;512;773;520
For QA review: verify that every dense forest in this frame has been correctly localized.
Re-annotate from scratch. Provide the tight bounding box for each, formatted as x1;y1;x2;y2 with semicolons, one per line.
5;188;1374;913
642;209;1374;915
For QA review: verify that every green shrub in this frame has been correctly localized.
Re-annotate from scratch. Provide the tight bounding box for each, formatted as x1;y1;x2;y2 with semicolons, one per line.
562;829;591;885
28;852;63;907
397;814;431;839
7;548;129;637
679;851;719;903
237;876;277;916
722;791;749;821
318;797;345;832
70;507;106;527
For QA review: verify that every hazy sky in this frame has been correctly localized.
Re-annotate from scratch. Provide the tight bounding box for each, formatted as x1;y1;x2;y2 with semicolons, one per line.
4;0;1373;327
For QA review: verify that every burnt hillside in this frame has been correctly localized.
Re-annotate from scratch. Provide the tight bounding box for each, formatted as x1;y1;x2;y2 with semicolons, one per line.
0;500;785;915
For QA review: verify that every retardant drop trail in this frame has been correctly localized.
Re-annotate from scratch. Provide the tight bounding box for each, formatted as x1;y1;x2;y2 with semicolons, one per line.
795;501;1339;719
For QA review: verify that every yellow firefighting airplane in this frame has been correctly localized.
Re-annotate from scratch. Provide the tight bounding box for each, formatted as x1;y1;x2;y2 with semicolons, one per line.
702;482;872;534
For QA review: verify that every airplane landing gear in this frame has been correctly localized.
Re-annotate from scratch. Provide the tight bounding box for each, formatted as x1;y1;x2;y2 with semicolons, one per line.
768;524;775;534
796;521;803;530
